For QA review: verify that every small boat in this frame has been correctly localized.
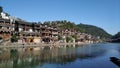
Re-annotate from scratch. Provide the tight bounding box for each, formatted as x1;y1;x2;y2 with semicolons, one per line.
110;57;120;67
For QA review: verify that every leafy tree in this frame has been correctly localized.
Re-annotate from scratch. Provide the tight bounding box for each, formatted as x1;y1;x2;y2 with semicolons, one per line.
72;35;77;40
112;32;120;39
66;36;73;43
0;36;2;40
0;6;3;18
0;6;3;13
11;34;18;42
58;35;63;40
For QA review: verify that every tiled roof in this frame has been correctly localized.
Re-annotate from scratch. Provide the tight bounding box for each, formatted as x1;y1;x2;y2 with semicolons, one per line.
0;18;10;22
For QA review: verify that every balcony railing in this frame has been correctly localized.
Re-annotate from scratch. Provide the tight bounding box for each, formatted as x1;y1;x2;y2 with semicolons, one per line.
0;23;13;27
52;32;58;34
41;31;51;33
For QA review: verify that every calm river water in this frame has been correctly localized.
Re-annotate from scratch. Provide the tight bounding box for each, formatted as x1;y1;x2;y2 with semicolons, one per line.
0;43;120;68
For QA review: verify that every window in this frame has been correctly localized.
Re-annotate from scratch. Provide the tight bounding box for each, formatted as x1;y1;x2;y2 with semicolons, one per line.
7;27;9;29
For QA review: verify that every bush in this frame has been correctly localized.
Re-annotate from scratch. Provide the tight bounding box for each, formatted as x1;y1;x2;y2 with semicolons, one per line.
66;36;73;43
58;35;63;40
0;36;2;40
11;34;18;42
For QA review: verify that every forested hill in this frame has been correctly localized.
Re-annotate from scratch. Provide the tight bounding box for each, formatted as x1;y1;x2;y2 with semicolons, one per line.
77;23;112;38
43;20;112;39
112;32;120;39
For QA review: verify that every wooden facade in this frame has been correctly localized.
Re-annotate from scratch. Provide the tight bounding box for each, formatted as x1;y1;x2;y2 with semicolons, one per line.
0;19;59;43
0;19;14;40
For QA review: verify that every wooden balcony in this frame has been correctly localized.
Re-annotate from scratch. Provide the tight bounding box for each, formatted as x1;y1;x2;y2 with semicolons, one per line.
41;31;51;33
52;32;58;35
0;23;13;27
0;28;13;32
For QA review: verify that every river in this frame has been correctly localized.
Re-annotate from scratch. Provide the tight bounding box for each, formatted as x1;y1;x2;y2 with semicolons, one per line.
0;43;120;68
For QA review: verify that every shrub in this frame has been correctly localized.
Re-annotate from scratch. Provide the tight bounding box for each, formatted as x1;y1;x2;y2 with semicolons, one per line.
11;34;18;42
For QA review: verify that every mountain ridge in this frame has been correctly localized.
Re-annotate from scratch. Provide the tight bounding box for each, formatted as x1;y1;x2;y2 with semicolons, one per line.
77;23;112;39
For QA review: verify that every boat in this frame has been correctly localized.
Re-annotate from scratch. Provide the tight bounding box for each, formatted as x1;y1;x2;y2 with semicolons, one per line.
110;57;120;67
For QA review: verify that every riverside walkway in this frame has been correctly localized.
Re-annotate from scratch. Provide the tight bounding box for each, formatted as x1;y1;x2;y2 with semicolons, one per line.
0;42;87;48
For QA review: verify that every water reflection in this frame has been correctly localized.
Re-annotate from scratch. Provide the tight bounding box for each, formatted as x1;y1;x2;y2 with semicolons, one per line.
0;44;108;68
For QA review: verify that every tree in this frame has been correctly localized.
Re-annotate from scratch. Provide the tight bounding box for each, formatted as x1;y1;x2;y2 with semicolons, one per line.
66;36;73;43
58;35;63;40
0;6;3;18
0;36;2;40
11;34;18;42
0;6;3;13
72;35;77;40
112;32;120;39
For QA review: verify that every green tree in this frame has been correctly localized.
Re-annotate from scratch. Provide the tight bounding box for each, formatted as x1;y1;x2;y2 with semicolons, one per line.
0;6;3;13
0;36;2;40
0;6;3;18
11;34;18;42
66;36;73;43
112;32;120;39
72;35;77;40
58;35;63;40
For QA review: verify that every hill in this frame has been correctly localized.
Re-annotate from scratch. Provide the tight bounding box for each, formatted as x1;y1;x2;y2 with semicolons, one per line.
43;21;112;39
43;20;84;32
110;32;120;43
112;32;120;39
77;23;112;39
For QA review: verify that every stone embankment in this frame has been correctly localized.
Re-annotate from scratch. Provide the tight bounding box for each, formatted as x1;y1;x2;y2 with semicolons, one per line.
0;42;88;48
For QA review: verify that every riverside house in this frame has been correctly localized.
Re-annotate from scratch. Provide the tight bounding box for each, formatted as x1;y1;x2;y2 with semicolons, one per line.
15;21;59;44
0;18;100;45
0;18;59;44
14;21;41;44
0;19;14;40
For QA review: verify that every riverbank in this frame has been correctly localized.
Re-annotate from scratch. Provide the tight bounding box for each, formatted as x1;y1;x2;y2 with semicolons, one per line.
110;39;120;43
0;42;89;48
